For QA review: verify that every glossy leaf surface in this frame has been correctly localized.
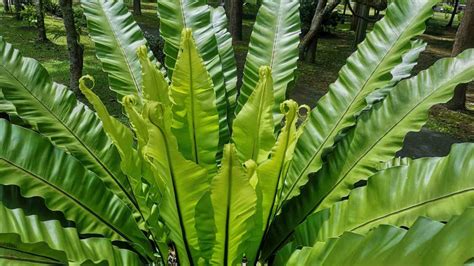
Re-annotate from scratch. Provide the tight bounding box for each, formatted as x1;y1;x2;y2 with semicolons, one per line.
236;0;300;124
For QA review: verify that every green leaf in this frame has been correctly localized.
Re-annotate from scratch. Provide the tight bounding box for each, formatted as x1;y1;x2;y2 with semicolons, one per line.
209;144;257;265
233;66;275;164
284;0;438;204
273;241;297;266
364;39;427;107
0;201;142;265
211;6;238;114
236;0;300;124
0;185;70;225
293;143;474;247
0;90;24;125
137;45;170;105
0;120;152;258
157;0;230;148
81;0;155;98
376;156;412;171
122;98;164;198
119;99;167;259
318;49;474;212
170;29;220;173
0;245;65;265
79;75;138;179
263;48;474;259
252;100;307;262
123;96;150;151
0;90;15;115
286;207;474;265
78;76;151;221
0;37;136;209
157;0;199;76
143;102;210;265
257;100;305;225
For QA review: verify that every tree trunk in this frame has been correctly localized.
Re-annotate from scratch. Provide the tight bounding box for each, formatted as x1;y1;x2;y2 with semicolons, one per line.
59;0;84;94
447;0;474;110
299;0;341;61
447;0;460;27
3;0;10;12
299;0;327;61
224;0;231;17
133;0;141;15
36;0;48;42
351;2;360;31
353;3;369;49
14;0;21;20
229;0;243;42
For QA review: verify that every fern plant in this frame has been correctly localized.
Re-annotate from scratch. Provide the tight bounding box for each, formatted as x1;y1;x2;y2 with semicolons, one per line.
0;0;473;265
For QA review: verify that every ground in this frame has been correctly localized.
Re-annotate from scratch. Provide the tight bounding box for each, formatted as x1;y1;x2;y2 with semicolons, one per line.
0;3;473;143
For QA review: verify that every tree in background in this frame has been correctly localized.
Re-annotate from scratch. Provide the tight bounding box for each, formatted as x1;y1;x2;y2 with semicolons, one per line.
35;0;48;42
228;0;243;42
350;1;359;30
133;0;141;15
448;0;474;110
352;2;369;48
447;0;460;27
299;0;341;63
14;0;21;19
59;0;83;94
346;0;386;49
3;0;10;12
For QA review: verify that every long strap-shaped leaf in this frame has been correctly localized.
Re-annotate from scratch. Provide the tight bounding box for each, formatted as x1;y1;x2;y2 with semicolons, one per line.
137;45;171;105
211;6;238;114
0;90;15;114
0;120;152;257
0;37;136;209
283;40;426;208
209;144;257;265
80;78;167;258
316;49;474;212
283;0;438;203
0;245;65;265
364;39;427;107
0;202;142;265
143;102;210;265
292;143;474;247
249;100;306;262
81;0;154;98
78;76;152;224
236;0;300;125
285;207;474;265
233;66;275;164
262;49;474;259
158;0;230;148
170;29;220;173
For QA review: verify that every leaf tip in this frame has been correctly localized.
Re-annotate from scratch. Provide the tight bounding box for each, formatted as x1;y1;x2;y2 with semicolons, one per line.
258;65;272;79
136;45;148;60
79;75;95;94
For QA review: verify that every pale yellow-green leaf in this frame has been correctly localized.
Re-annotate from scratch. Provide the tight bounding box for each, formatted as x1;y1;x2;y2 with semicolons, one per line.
246;100;307;262
170;29;219;174
137;45;170;104
233;66;276;164
143;101;210;265
210;144;257;265
79;76;138;178
78;76;151;222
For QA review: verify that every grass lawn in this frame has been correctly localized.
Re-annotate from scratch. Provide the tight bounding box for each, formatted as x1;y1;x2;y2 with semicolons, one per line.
0;4;472;141
0;8;121;115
